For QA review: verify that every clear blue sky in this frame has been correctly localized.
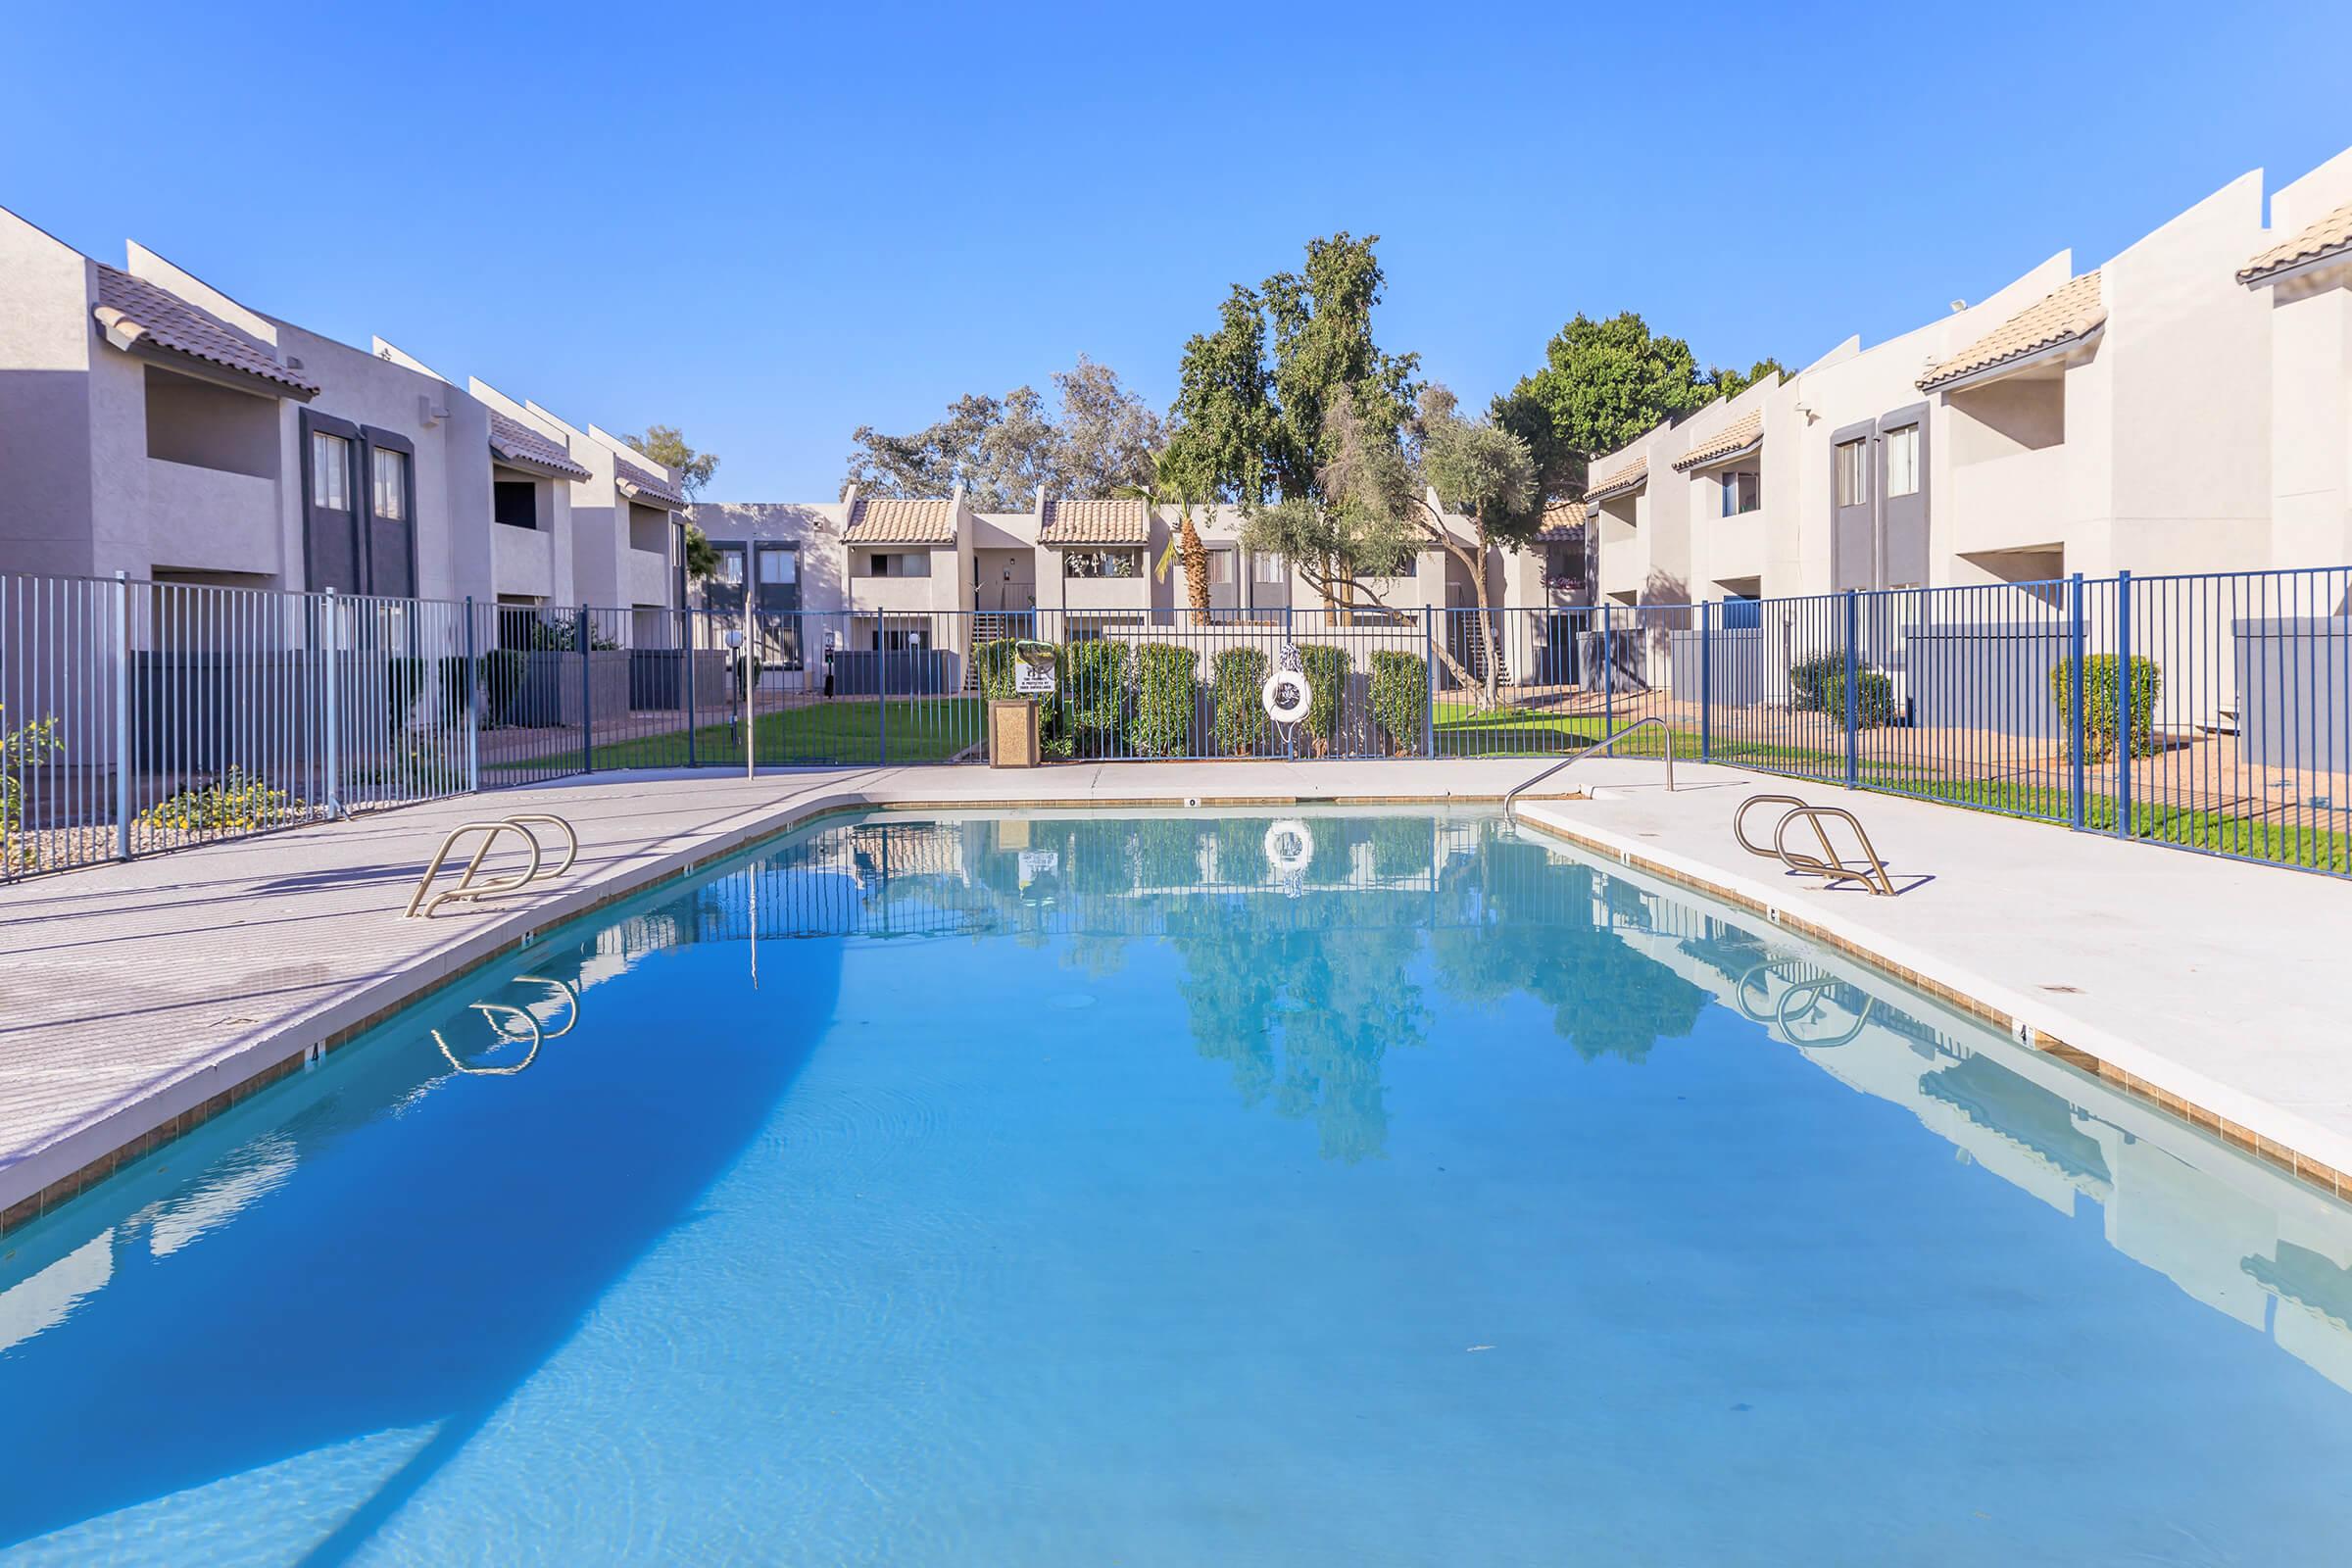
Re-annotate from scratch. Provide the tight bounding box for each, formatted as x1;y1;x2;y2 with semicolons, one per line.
5;1;2347;500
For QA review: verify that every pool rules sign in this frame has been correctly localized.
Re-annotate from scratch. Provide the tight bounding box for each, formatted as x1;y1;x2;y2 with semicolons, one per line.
1012;645;1057;696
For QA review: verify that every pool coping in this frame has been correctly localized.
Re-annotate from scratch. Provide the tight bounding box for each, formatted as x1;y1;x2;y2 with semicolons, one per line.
4;768;2345;1240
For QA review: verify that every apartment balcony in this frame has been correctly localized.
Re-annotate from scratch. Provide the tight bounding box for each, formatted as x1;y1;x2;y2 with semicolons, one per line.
1947;444;2077;558
1059;574;1152;615
1702;507;1769;589
492;522;554;600
144;459;279;575
850;573;952;614
625;546;671;608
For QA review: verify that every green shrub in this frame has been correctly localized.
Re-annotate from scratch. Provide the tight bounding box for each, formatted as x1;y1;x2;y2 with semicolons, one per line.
1368;651;1428;756
1298;644;1348;757
1058;639;1129;758
1822;667;1897;728
973;639;1020;700
137;767;307;834
1130;644;1199;757
2049;654;2162;760
1788;652;1844;713
975;638;1067;758
1;703;63;865
1211;647;1269;756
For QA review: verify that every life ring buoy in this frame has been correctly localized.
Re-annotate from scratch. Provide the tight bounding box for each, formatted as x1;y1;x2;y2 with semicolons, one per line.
1261;670;1312;725
1264;819;1314;876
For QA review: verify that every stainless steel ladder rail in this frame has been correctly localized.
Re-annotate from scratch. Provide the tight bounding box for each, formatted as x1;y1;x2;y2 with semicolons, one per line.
404;813;580;918
1734;794;1898;897
1502;716;1676;824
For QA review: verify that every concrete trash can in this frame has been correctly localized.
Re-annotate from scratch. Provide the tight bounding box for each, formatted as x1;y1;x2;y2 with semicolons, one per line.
989;699;1041;767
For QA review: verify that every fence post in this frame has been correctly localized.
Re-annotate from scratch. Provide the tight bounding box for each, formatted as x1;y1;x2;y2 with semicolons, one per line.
1843;588;1860;790
877;612;889;767
577;606;593;774
2067;573;2084;830
113;571;132;859
1698;600;1712;765
464;596;480;795
741;594;755;778
322;587;341;818
2115;570;2133;840
1421;607;1436;758
684;609;699;770
1601;603;1614;735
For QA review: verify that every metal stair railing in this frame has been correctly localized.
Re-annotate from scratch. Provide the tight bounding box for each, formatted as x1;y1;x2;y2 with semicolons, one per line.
1502;716;1675;824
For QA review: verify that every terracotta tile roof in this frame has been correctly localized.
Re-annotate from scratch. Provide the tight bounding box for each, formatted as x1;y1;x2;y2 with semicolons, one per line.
844;496;957;545
1585;454;1647;502
1038;497;1148;546
90;265;318;398
1918;272;2105;392
489;412;590;480
1669;411;1763;472
614;458;689;511
2239;199;2352;285
1536;499;1586;542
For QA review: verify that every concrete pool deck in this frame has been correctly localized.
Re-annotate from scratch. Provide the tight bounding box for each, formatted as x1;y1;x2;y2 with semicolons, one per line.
1;757;2347;1234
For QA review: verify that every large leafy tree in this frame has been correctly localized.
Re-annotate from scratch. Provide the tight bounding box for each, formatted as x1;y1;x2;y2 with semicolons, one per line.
844;357;1163;512
1407;387;1539;706
1171;234;1425;619
1493;313;1784;501
624;424;722;578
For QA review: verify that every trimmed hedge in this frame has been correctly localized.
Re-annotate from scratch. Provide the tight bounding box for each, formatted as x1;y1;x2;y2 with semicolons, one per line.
1369;650;1427;756
1788;652;1843;713
1822;667;1897;729
2049;654;2162;760
1298;644;1348;757
1130;644;1199;757
1212;647;1269;756
1059;639;1129;758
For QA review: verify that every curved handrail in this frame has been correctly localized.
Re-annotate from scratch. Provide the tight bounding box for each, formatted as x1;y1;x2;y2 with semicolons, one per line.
404;813;581;918
1733;957;1874;1048
1502;716;1675;823
514;974;582;1038
1773;806;1897;897
431;1003;544;1076
1733;794;1810;859
405;822;542;918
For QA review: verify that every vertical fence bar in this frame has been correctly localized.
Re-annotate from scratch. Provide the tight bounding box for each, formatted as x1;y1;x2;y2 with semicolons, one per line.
112;571;131;859
1601;602;1614;736
464;595;480;795
2115;570;2133;840
322;588;341;818
1842;588;1859;790
577;605;593;774
742;588;756;777
877;611;890;766
1699;599;1712;765
1421;607;1436;758
2068;572;2085;830
685;608;700;770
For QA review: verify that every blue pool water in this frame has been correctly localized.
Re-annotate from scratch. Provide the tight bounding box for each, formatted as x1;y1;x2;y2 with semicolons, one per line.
3;811;2351;1564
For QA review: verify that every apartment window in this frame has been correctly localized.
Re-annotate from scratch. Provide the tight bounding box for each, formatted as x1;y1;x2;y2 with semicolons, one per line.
716;547;745;585
1251;552;1287;584
371;448;409;522
1207;550;1236;586
1885;424;1921;498
493;479;538;529
864;551;932;577
1721;470;1760;516
1835;437;1870;508
311;431;350;512
759;547;798;584
1063;549;1141;579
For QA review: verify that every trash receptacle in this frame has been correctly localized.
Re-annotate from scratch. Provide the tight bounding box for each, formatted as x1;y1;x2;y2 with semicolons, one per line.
989;698;1040;767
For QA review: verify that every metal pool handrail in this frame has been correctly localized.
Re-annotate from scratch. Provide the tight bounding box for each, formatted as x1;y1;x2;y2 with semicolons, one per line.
1733;794;1898;898
405;813;580;918
1502;716;1675;823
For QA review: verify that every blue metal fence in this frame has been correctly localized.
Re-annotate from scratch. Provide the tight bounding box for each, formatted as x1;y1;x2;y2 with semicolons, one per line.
8;568;2350;880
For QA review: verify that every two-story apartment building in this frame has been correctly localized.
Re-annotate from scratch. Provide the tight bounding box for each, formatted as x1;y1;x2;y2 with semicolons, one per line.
0;202;689;627
1584;143;2352;609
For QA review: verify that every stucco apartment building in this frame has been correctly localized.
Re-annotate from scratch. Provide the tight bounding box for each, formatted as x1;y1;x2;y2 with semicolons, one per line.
1583;144;2352;610
0;204;689;636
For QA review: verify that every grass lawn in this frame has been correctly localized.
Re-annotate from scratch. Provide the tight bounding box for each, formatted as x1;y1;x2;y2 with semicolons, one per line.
488;699;982;772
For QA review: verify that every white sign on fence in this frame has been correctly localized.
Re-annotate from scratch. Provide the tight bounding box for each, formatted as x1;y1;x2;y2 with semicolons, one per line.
1013;646;1057;696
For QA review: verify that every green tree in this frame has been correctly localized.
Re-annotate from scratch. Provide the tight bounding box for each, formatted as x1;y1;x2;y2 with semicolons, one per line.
1114;442;1217;626
624;423;724;580
1494;312;1783;501
1407;387;1539;706
845;357;1164;511
1175;233;1425;619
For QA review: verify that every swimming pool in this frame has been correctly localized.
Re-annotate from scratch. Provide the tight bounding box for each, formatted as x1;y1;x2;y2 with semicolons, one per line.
3;809;2349;1564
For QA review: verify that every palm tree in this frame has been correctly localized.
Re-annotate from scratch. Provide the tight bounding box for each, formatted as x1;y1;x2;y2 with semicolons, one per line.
1114;448;1215;627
